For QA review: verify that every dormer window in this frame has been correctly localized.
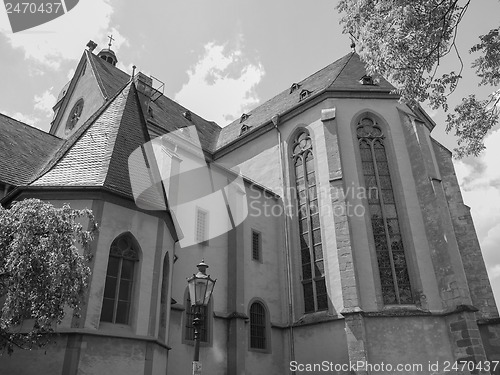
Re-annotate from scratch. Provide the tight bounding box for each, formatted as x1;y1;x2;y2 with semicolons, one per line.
183;110;192;121
240;124;252;136
240;113;250;123
360;75;375;85
299;89;312;101
290;83;301;94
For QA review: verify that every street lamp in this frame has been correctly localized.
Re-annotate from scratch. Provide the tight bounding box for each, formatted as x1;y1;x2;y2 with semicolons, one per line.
187;260;216;375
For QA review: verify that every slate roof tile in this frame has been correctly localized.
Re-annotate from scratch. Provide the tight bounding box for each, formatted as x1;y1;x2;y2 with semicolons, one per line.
89;52;221;152
215;52;396;151
87;51;131;100
31;84;131;187
0;114;62;186
143;94;221;153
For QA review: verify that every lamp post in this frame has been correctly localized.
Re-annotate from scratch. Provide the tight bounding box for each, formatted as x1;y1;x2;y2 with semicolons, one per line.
187;260;216;375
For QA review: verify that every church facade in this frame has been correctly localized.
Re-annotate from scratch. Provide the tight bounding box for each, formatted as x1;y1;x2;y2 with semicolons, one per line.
0;43;499;375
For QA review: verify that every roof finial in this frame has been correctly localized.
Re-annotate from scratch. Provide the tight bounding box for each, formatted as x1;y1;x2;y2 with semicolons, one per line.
107;34;115;49
86;40;97;52
349;32;356;53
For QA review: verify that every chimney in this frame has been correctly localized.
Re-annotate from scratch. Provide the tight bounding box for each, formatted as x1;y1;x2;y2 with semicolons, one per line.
133;72;154;117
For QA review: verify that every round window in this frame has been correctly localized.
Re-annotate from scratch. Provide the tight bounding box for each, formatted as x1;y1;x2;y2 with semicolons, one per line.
65;98;84;131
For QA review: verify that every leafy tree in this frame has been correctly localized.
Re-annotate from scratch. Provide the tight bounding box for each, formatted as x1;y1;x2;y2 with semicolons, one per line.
337;0;500;157
0;199;97;354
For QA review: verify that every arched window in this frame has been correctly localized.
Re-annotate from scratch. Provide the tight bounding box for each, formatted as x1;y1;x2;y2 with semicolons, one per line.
357;117;413;304
101;234;139;324
239;124;252;136
299;89;312;101
292;130;328;313
249;302;267;350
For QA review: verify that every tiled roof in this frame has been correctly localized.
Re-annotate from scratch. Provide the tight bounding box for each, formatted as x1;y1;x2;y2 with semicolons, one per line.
88;51;221;152
31;82;167;206
1;50;399;194
0;114;62;186
142;94;221;153
104;84;163;203
328;53;395;92
31;84;132;188
87;51;131;100
214;52;396;151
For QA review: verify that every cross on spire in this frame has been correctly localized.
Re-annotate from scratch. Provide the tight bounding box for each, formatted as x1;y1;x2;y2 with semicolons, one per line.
107;34;115;49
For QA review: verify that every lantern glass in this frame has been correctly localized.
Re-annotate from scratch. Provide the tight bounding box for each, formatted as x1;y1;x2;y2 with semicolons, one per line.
187;261;216;307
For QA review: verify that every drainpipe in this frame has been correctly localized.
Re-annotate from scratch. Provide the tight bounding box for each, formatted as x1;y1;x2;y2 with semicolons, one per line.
272;114;295;372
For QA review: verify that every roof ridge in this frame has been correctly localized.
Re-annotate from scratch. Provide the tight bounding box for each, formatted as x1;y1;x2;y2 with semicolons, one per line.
240;53;355;119
326;52;355;90
300;52;354;87
0;112;61;140
86;50;109;100
30;81;133;185
103;83;152;198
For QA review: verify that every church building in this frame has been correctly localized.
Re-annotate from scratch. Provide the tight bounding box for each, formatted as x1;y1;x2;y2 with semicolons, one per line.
0;40;499;374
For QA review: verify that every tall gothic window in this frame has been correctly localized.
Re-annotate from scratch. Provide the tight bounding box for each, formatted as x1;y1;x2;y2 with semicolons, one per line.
292;130;328;313
357;117;413;304
101;234;139;324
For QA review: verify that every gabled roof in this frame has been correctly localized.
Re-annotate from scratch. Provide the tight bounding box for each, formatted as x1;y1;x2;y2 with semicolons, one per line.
327;53;394;92
87;50;130;100
30;81;167;209
88;51;221;152
1;50;401;194
0;114;62;186
31;83;134;194
215;52;396;151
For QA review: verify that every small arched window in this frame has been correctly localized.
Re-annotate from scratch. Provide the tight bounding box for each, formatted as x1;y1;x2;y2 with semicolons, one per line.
289;82;301;94
101;234;139;324
357;117;413;304
299;89;312;101
240;124;252;136
249;302;267;350
240;113;251;123
292;130;328;313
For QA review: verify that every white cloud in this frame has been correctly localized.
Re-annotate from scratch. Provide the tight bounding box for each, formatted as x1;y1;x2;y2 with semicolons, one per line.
454;128;500;303
174;41;265;126
67;68;75;80
0;109;41;128
34;88;56;116
489;264;500;281
0;0;126;69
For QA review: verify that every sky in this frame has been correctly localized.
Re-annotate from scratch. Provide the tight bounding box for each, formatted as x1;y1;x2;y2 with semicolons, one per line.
0;0;499;304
